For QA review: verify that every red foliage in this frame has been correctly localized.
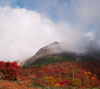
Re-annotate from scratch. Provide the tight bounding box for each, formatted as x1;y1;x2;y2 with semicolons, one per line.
0;61;20;80
18;61;100;88
59;80;69;87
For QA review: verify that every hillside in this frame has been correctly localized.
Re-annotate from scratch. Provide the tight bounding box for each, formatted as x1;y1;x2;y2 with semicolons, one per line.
0;61;100;89
21;42;77;67
21;41;100;67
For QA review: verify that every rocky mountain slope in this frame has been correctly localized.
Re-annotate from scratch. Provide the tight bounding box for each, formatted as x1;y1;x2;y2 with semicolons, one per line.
21;41;100;67
21;41;65;67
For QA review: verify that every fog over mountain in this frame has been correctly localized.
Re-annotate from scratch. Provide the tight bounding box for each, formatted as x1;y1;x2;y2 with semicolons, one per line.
0;0;100;62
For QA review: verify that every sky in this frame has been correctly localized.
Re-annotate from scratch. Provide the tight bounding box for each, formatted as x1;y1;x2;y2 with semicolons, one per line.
0;0;100;62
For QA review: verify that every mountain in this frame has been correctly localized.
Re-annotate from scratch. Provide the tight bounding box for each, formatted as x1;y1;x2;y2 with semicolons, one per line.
34;41;63;56
21;41;100;67
21;41;76;67
21;41;61;66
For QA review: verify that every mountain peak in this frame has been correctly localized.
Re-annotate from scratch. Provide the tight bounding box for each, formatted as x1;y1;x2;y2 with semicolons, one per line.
49;41;59;45
21;41;63;66
35;41;62;57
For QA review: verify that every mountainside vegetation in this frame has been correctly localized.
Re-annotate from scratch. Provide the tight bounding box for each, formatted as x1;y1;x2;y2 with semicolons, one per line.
0;61;100;89
28;53;76;66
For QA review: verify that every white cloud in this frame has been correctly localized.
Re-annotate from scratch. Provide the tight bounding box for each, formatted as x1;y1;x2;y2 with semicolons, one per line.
72;0;100;24
0;7;60;62
56;23;90;53
58;0;100;53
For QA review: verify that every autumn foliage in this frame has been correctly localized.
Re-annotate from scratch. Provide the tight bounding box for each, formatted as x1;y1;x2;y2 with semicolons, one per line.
0;61;100;89
0;61;20;80
18;61;100;89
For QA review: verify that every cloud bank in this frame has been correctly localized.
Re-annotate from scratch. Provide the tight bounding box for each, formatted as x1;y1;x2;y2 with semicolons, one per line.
0;0;100;62
0;7;60;61
57;0;100;53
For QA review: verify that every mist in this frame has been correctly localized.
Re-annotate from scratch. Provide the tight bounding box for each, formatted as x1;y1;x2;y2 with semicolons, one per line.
0;7;60;62
0;0;100;62
57;0;100;53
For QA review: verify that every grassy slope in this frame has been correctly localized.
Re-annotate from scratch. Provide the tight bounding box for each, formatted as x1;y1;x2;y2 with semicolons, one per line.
28;53;76;67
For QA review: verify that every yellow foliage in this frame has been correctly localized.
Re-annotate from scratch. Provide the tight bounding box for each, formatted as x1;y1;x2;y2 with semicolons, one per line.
92;77;96;80
43;76;56;86
54;83;60;87
56;77;62;82
88;72;91;74
71;78;81;87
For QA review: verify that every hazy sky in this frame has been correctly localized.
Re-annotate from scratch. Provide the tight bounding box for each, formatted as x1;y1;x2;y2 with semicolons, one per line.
0;0;100;61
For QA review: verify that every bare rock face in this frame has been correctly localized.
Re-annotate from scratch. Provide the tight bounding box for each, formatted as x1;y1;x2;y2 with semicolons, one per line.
21;41;64;67
35;41;63;56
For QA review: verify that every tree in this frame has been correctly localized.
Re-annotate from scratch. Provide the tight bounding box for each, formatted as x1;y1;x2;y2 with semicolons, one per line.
0;61;20;80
